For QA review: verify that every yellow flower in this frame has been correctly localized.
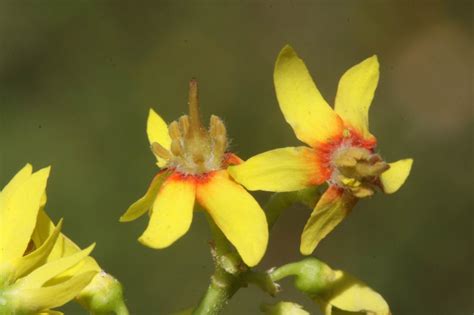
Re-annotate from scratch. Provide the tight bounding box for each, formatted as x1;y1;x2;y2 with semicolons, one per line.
0;164;97;314
31;208;129;314
120;79;268;267
229;45;413;255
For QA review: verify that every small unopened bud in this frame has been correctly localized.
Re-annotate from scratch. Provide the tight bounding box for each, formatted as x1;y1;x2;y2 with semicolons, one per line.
269;258;334;295
77;271;129;315
261;301;309;315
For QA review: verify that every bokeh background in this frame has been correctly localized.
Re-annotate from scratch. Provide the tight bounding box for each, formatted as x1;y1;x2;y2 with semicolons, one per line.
0;1;472;314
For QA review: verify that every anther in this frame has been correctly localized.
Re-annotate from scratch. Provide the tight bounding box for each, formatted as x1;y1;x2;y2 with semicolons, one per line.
178;115;190;137
209;115;227;139
168;121;181;140
351;185;375;198
151;142;171;160
355;161;389;177
209;115;228;159
170;139;183;157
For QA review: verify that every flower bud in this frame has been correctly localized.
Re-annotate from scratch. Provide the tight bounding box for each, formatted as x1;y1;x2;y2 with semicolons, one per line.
270;258;390;315
270;258;334;295
261;301;309;315
77;271;129;314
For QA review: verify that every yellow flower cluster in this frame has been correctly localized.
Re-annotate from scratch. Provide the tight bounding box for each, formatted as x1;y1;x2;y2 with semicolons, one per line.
2;44;413;315
121;45;413;315
0;165;127;314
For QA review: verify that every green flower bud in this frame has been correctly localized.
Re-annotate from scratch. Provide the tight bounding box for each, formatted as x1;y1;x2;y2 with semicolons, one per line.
270;257;334;295
270;258;391;315
261;301;309;315
77;271;129;315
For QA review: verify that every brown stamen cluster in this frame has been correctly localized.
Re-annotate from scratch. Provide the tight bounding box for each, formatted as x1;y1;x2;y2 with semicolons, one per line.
331;146;389;198
151;80;228;175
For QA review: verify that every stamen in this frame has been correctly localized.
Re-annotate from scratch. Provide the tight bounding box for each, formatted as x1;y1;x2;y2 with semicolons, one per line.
352;186;375;198
178;115;190;137
355;161;389;177
160;80;230;175
331;146;390;198
168;121;181;140
170;140;183;157
151;142;171;160
209;115;228;156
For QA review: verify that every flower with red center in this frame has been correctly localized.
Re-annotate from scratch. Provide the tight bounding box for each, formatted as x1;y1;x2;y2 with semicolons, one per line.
228;45;413;255
120;80;268;267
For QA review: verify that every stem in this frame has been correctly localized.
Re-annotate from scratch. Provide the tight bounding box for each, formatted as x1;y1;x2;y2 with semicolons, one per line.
192;217;242;315
193;188;321;315
269;262;301;282
192;269;240;315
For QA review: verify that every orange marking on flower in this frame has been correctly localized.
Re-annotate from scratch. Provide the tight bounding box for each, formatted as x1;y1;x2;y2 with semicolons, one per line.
312;127;378;183
345;126;377;150
324;185;345;200
314;136;343;177
301;147;331;186
223;152;243;166
167;170;216;186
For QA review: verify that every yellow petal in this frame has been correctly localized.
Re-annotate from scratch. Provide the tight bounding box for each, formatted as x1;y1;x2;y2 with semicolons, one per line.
36;310;64;315
17;271;97;313
274;45;343;147
300;186;357;255
31;209;75;260
18;244;95;289
147;108;171;167
380;159;413;194
318;269;390;315
196;170;268;267
32;210;100;276
139;173;195;249
228;147;325;192
0;163;33;208
262;301;310;315
13;219;63;281
334;55;379;140
36;311;64;315
0;166;50;262
120;171;170;222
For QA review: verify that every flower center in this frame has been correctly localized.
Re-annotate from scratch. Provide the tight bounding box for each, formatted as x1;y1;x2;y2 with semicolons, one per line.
329;142;389;198
151;80;228;175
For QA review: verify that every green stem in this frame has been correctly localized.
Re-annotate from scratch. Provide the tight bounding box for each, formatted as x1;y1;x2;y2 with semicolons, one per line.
193;188;320;315
192;217;242;315
192;268;240;315
269;261;302;282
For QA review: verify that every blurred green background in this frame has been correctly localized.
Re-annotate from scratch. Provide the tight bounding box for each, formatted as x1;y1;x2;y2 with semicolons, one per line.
0;1;472;314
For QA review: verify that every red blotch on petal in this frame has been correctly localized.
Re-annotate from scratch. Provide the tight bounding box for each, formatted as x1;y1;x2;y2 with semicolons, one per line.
346;127;377;150
223;152;243;166
168;170;217;186
313;128;378;179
